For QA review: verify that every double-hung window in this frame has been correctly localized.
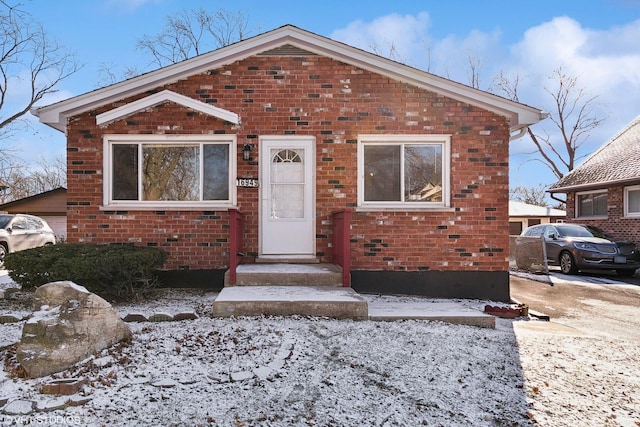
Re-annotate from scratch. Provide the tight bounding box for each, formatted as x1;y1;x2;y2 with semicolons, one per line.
576;190;607;218
625;185;640;217
104;135;236;209
357;135;450;208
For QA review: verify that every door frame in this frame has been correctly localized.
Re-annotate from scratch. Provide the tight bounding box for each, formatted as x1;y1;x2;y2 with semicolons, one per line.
258;135;316;258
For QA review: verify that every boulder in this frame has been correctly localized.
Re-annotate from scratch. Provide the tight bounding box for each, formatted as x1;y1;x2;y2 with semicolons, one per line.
16;281;131;378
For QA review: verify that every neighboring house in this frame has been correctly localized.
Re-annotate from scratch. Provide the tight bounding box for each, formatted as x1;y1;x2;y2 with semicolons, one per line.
31;25;546;301
548;115;640;248
508;201;566;235
0;187;67;241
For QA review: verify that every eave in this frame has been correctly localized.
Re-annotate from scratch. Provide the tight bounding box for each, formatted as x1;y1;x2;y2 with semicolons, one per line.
548;176;640;193
32;25;546;133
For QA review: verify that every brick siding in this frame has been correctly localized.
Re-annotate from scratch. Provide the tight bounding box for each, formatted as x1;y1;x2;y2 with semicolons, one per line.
565;186;640;247
66;55;511;272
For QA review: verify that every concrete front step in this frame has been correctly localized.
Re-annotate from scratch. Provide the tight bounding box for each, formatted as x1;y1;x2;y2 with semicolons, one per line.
212;286;369;320
224;263;343;286
211;286;496;327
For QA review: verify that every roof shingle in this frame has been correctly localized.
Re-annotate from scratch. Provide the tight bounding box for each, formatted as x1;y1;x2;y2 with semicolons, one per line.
550;115;640;191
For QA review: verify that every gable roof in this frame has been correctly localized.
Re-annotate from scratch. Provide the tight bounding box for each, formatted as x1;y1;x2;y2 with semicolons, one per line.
96;90;241;126
32;25;546;134
0;187;67;214
549;115;640;192
508;200;565;218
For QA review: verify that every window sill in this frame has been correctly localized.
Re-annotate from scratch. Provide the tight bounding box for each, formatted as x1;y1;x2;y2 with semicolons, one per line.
575;216;608;220
100;203;236;212
356;206;456;213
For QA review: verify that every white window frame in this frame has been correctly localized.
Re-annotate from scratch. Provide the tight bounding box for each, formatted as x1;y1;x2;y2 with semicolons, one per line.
575;189;608;219
103;134;237;210
624;184;640;218
357;134;451;210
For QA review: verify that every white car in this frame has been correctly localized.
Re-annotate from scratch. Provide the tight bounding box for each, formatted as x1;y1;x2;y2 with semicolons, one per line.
0;214;56;267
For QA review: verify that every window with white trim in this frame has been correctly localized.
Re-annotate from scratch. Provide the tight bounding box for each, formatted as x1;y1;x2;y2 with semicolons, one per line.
625;185;640;217
358;135;450;208
576;190;607;218
104;135;236;208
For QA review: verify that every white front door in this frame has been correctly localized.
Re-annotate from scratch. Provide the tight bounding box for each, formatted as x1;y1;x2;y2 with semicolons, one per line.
260;137;315;257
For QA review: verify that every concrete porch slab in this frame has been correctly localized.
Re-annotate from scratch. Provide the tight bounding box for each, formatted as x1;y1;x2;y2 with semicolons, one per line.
367;300;495;328
212;286;495;327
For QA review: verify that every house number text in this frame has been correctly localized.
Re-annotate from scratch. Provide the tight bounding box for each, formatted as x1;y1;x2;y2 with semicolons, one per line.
236;178;259;188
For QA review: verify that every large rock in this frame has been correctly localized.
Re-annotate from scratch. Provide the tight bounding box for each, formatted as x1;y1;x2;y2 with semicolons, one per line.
16;281;131;378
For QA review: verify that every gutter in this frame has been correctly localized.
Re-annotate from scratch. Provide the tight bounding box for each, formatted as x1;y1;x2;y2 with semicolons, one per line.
509;127;528;142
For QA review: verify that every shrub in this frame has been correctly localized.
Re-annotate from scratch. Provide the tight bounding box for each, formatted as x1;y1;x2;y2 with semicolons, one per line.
4;243;168;302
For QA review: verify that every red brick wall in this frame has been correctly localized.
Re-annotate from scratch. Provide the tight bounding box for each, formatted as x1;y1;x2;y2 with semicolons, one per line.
66;55;511;272
565;186;640;247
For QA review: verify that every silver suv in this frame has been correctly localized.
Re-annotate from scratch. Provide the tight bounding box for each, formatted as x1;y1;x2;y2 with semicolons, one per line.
0;214;56;267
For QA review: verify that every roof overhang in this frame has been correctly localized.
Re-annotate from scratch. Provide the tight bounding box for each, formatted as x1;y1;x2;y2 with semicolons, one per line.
32;25;547;133
548;176;640;193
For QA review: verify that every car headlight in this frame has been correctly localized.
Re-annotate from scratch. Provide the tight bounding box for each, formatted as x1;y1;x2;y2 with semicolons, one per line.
574;242;597;251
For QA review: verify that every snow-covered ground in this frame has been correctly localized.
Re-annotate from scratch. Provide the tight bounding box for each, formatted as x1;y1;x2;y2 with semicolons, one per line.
1;270;639;426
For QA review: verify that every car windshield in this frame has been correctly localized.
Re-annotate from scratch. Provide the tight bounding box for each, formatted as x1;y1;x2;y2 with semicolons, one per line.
583;225;612;239
0;215;12;229
555;224;594;238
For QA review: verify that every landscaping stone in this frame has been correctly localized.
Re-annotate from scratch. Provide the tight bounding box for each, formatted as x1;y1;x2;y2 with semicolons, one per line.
92;356;114;368
36;396;69;412
40;378;88;395
0;314;20;323
68;395;92;406
3;399;35;415
16;281;131;378
122;313;148;322
152;378;178;388
148;312;174;322
230;371;254;382
253;366;274;380
173;312;198;321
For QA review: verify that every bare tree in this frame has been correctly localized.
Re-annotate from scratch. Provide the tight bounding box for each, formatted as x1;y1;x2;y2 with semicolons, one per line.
0;1;79;143
369;40;407;64
97;7;251;86
466;54;482;89
510;184;558;207
493;67;605;179
137;7;250;68
0;154;66;201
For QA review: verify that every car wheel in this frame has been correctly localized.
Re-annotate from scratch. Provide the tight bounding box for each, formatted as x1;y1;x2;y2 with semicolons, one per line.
616;269;637;277
559;251;578;274
0;244;6;269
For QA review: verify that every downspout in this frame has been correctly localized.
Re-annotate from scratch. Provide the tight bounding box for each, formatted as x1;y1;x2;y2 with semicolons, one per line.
548;191;566;205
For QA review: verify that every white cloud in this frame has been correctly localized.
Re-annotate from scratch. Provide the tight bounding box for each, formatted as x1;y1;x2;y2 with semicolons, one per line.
330;12;432;69
507;17;640;162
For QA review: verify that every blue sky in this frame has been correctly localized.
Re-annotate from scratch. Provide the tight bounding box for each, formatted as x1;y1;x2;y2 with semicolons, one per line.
10;0;640;195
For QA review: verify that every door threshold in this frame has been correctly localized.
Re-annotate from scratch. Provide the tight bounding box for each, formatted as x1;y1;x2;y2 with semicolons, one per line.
255;257;320;264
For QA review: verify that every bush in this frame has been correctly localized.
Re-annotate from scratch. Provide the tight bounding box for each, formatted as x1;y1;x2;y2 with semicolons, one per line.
4;243;168;302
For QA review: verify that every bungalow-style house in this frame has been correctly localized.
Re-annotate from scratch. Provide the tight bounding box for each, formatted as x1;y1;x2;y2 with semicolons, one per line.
548;115;640;248
0;187;67;240
32;25;546;301
508;200;565;236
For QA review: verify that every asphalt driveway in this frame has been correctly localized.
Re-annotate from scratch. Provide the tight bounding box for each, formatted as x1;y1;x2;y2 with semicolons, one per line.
510;270;640;341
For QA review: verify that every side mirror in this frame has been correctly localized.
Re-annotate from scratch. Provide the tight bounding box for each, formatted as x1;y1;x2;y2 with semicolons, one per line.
548;233;557;240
